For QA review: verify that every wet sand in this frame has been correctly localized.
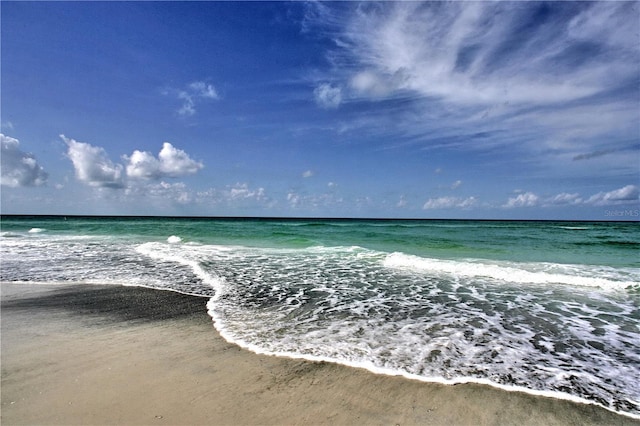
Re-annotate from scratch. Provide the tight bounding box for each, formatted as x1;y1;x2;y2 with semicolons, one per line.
1;282;637;425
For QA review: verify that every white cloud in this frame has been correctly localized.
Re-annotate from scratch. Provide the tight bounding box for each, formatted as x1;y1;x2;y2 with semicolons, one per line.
124;142;203;180
306;2;638;178
503;192;539;208
195;183;272;210
63;136;203;190
423;196;476;210
157;142;203;177
302;170;314;178
314;83;342;109
167;81;220;116
125;181;194;205
326;2;633;107
189;81;219;99
451;180;462;190
1;134;48;187
350;70;399;98
397;195;407;208
228;183;266;201
586;185;639;206
286;189;344;211
177;93;196;117
62;135;124;188
287;192;301;208
502;186;639;208
1;121;14;131
545;192;583;206
125;150;162;179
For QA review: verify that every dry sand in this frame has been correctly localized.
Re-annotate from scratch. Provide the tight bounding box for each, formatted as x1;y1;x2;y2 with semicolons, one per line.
1;282;637;425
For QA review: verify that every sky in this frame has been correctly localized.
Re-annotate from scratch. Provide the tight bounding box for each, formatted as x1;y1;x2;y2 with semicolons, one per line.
1;1;639;219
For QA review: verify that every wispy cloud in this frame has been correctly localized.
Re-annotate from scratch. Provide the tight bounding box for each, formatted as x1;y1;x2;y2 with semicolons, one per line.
306;2;639;176
545;192;583;206
164;81;220;117
572;149;616;161
313;83;342;109
125;181;194;205
423;196;477;210
1;134;48;188
1;121;14;131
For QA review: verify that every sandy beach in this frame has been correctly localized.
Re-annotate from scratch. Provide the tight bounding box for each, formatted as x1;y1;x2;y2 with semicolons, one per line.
1;282;637;426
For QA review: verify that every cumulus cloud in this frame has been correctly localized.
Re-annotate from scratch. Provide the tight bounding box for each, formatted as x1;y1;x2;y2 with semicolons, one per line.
62;135;203;189
165;81;220;116
423;196;476;210
62;135;124;188
125;143;203;179
585;185;639;206
503;192;540;208
314;83;342;109
1;134;48;187
158;143;203;176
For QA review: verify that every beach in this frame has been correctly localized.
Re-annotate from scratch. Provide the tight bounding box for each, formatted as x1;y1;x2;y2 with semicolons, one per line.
2;282;636;425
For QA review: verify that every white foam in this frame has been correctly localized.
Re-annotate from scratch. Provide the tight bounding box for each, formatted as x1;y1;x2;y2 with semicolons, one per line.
205;297;640;420
382;252;639;290
556;226;589;230
136;242;224;292
167;235;182;244
108;241;640;418
28;228;45;233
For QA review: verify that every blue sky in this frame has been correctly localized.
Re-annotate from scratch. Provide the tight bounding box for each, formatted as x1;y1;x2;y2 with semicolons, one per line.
2;1;639;219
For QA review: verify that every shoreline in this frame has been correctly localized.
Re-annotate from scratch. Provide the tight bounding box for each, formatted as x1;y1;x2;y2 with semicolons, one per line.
2;282;638;425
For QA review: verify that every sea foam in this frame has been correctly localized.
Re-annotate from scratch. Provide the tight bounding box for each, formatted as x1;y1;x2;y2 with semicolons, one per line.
382;252;638;290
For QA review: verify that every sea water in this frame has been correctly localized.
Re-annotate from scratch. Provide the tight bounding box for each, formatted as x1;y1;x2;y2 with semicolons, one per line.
1;216;639;417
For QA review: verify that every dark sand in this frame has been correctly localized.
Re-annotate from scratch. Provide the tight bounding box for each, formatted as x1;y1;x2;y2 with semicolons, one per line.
2;282;637;425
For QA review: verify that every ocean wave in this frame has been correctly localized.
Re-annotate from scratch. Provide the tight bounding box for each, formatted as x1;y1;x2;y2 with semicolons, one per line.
382;252;639;291
5;228;638;417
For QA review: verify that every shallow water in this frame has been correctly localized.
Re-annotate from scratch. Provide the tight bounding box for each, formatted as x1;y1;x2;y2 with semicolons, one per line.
1;216;639;416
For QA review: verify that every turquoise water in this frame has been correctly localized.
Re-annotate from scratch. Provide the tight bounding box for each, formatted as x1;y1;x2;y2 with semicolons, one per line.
1;216;639;417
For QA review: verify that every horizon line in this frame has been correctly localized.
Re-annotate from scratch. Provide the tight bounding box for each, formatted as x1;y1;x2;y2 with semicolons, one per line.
1;214;638;224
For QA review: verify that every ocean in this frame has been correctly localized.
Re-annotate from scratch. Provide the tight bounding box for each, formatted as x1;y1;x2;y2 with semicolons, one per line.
1;216;639;417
